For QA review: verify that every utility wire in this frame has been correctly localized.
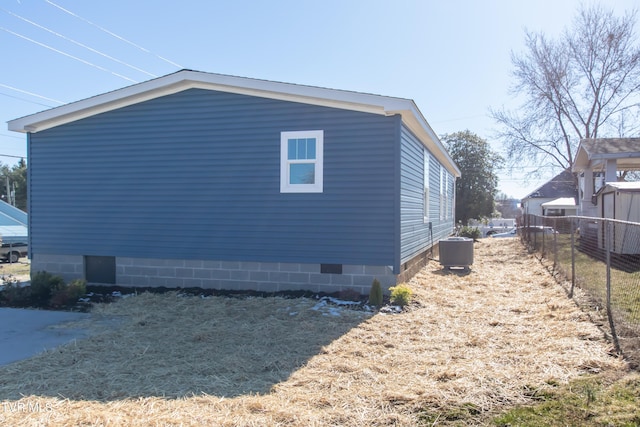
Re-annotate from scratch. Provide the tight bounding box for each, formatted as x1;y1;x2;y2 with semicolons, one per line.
0;26;138;83
0;83;65;105
45;0;183;69
0;132;25;140
2;8;157;78
0;90;57;108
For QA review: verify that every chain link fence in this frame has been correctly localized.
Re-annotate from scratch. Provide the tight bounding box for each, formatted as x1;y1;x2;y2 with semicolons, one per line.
522;214;640;367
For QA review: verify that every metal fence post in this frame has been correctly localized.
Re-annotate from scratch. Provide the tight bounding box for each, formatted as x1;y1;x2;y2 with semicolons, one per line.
569;218;575;298
538;216;542;255
605;220;621;354
553;217;558;271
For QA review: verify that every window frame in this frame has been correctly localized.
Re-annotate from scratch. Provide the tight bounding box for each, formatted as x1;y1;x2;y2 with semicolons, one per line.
280;130;324;193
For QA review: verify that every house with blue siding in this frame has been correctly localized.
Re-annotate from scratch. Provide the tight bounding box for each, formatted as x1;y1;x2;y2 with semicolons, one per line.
8;70;460;294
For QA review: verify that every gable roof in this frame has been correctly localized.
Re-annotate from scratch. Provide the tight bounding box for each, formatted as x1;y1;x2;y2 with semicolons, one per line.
573;138;640;172
8;69;460;177
523;169;578;200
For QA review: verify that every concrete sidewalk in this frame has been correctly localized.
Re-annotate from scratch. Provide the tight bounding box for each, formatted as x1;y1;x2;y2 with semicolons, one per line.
0;308;90;366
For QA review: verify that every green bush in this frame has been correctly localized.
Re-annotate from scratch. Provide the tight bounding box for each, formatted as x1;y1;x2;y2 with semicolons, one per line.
67;279;87;300
459;226;481;240
389;283;413;307
368;278;383;307
0;282;32;307
30;271;65;307
50;279;87;308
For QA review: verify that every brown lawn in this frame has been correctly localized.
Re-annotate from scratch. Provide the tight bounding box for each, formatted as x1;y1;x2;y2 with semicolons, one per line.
0;238;629;426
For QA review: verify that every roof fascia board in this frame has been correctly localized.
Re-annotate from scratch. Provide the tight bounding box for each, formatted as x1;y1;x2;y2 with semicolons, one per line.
572;146;589;171
9;71;396;132
8;70;461;176
589;152;640;160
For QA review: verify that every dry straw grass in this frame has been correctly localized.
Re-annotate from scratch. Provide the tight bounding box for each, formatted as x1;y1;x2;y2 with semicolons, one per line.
0;260;30;281
0;238;629;426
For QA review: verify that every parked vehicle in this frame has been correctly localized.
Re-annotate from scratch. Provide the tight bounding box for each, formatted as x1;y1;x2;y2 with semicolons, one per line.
468;218;516;237
0;242;28;263
520;226;557;235
491;226;557;239
491;228;517;238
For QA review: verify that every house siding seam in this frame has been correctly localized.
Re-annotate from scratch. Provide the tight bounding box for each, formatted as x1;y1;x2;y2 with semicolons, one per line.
399;124;454;266
28;88;398;270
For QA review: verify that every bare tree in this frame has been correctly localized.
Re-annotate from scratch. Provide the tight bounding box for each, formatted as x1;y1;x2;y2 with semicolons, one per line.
492;4;640;175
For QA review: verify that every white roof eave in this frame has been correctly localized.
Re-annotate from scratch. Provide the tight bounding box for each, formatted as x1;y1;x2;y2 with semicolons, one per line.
8;70;461;176
389;106;461;178
541;197;576;208
9;72;386;132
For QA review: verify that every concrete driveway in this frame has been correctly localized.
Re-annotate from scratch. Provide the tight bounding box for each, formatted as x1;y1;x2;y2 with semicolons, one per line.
0;308;90;366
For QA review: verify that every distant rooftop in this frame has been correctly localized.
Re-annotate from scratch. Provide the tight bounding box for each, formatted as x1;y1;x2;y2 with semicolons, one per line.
573;138;640;172
523;169;578;200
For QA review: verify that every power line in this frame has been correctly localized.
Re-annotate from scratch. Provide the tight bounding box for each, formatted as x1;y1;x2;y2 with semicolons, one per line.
0;26;138;83
0;132;27;140
45;0;183;69
0;90;57;108
2;7;157;78
0;83;65;104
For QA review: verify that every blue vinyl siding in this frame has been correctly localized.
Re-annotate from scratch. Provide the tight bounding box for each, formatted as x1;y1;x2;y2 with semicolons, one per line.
400;125;454;264
28;89;397;266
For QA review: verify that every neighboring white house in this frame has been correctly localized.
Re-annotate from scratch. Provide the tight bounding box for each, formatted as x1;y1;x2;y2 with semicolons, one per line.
572;138;640;217
521;169;578;217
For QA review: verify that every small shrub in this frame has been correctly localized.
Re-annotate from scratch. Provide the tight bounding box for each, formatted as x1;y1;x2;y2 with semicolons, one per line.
0;282;32;307
30;271;65;307
50;279;87;308
67;279;87;299
459;226;481;240
368;279;383;307
389;283;413;307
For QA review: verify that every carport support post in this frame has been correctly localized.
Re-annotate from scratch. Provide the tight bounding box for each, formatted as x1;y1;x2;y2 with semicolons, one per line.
605;220;621;354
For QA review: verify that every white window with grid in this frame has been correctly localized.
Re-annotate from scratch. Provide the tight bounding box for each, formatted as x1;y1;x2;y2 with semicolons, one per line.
280;130;324;193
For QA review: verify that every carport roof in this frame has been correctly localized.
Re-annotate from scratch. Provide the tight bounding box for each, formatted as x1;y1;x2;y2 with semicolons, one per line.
573;138;640;172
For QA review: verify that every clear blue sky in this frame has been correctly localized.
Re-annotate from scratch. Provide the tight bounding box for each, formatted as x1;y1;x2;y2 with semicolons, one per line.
1;0;637;198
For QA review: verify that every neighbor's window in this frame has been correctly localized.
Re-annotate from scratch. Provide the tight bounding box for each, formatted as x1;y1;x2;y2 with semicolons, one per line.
280;130;324;193
545;208;565;216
